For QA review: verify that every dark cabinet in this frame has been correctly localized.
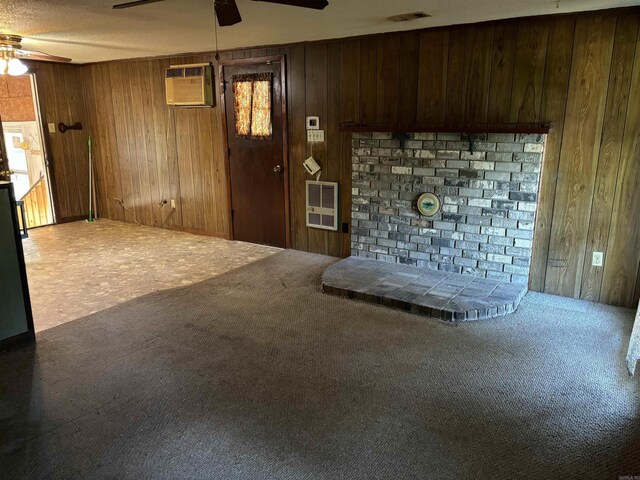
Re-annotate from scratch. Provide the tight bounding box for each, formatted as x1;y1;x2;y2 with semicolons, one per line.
0;182;35;349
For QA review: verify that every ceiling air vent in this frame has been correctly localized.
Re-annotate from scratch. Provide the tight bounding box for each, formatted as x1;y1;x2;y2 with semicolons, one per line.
306;180;338;231
387;11;431;22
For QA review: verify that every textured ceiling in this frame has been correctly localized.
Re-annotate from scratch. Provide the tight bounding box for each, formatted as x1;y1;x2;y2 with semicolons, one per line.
0;0;638;64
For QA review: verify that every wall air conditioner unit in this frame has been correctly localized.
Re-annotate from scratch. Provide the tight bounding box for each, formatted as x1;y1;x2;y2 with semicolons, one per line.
165;63;214;107
306;180;338;231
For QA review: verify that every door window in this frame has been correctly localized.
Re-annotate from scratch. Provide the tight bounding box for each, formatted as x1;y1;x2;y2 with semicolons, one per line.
232;73;272;140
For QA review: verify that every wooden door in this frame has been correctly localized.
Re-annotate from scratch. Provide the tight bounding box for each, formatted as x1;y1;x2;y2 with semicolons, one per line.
223;60;287;248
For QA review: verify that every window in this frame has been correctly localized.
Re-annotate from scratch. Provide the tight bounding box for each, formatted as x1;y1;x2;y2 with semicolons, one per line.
233;73;272;140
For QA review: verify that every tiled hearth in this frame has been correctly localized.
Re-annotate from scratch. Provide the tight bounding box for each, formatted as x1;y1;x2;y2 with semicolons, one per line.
323;131;546;321
322;257;527;321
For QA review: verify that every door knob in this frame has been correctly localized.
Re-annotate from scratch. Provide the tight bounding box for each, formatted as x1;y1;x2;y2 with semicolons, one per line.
273;165;282;173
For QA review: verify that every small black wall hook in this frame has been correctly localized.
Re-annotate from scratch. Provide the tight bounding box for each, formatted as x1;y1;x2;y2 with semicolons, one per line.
58;122;83;133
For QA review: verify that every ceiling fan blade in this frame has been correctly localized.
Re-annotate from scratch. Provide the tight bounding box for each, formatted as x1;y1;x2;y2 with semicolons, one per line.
215;0;242;26
113;0;166;9
252;0;328;10
17;50;72;63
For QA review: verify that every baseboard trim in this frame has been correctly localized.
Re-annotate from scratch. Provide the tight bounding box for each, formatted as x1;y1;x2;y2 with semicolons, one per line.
167;225;230;240
57;215;88;224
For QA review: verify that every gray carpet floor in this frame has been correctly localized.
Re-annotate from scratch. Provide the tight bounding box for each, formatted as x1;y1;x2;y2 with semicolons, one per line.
1;250;639;479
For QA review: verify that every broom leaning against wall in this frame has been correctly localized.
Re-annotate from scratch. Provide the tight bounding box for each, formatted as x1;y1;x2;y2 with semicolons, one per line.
87;136;97;223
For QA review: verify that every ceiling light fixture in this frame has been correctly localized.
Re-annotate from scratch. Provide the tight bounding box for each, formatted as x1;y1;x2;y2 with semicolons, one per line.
0;45;28;76
8;57;28;76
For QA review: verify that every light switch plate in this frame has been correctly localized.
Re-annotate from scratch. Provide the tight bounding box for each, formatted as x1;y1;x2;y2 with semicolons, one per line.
48;123;56;134
592;251;604;267
307;129;324;142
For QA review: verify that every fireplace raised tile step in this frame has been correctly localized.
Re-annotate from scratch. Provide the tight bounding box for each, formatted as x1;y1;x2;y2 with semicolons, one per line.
321;257;527;321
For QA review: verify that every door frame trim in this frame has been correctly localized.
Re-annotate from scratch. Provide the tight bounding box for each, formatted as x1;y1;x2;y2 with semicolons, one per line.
219;55;291;248
29;70;59;225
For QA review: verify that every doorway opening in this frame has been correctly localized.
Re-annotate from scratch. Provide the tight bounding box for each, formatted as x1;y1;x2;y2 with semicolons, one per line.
0;73;55;229
220;56;290;248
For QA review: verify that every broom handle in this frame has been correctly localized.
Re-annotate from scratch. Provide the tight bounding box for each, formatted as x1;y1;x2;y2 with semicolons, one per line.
92;158;98;219
88;136;93;220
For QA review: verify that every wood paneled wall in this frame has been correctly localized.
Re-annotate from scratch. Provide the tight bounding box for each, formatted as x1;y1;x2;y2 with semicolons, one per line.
30;62;89;222
82;54;230;235
75;8;639;307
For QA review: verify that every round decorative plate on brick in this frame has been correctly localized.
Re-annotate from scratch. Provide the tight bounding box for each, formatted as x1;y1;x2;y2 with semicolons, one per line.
417;193;441;217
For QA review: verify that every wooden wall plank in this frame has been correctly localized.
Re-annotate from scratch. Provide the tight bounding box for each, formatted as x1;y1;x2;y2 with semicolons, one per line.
444;27;467;123
305;43;328;254
544;13;616;298
287;44;308;251
510;19;549;122
210;56;229;235
462;25;495;124
81;65;106;219
359;37;378;125
581;12;640;301
100;62;125;221
191;111;207;229
529;15;576;292
128;61;154;226
600;25;640;306
140;60;163;227
121;61;148;224
62;65;90;218
33;64;68;219
397;32;419;126
107;62;137;224
196;108;214;232
417;29;449;125
99;62;125;222
326;42;342;255
339;40;360;257
175;108;197;229
148;58;180;228
250;48;267;58
339;40;360;125
487;23;518;123
376;35;400;126
57;74;77;215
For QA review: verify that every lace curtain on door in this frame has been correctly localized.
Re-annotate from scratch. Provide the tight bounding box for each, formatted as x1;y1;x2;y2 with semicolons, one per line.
233;73;273;140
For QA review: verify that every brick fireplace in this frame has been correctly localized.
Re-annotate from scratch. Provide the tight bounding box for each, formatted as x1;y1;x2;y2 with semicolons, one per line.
349;132;545;285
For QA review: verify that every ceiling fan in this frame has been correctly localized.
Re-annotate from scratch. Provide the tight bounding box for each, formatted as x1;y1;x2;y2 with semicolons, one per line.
112;0;329;26
0;34;72;75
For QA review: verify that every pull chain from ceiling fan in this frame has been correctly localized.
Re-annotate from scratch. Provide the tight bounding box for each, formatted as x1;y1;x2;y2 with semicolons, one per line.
214;1;220;62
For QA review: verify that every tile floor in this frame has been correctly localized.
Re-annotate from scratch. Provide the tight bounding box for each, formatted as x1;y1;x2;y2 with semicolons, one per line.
22;219;281;331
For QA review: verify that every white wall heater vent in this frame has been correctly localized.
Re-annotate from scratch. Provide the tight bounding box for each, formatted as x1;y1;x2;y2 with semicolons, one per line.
306;180;338;231
165;63;213;107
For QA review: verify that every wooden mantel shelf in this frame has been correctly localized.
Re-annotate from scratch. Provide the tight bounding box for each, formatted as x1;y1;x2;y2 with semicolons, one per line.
338;122;553;134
